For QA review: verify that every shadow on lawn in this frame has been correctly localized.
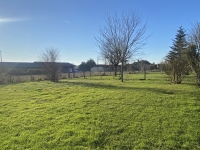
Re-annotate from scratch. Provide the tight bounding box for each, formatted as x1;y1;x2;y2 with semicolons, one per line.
60;80;176;95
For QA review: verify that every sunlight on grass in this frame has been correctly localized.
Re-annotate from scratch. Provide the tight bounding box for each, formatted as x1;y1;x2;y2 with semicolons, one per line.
0;73;200;149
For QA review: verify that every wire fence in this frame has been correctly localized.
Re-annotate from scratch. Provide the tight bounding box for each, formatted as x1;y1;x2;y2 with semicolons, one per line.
0;71;122;84
0;70;159;84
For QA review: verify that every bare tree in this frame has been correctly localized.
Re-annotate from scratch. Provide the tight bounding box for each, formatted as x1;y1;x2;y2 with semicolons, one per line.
39;47;61;82
96;11;148;82
188;22;200;85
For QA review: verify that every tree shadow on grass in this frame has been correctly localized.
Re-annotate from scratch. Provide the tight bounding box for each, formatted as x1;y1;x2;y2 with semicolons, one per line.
59;80;176;95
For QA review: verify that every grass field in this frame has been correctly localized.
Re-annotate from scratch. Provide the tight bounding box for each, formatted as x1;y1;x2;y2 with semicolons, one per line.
0;73;200;149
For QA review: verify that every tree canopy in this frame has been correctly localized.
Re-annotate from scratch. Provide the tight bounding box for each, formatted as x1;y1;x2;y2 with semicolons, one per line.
78;59;96;72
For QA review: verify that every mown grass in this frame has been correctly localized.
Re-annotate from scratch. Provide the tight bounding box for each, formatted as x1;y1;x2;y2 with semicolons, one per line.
0;73;200;149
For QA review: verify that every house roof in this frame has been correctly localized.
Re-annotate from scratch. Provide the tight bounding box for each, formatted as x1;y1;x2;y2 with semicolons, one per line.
95;64;116;67
132;60;151;66
1;62;75;68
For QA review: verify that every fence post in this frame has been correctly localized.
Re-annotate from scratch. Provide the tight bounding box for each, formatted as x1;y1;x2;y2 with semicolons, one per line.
73;68;75;78
68;72;70;78
30;70;33;81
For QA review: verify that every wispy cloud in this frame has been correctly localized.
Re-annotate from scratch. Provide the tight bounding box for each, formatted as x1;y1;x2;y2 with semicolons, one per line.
65;21;70;24
0;17;30;23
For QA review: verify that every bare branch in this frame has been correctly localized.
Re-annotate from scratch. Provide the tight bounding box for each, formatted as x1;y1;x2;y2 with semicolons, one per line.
95;10;148;81
39;47;61;82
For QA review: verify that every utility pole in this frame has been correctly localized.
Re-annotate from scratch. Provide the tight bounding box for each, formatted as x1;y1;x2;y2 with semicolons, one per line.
0;50;2;62
97;56;102;73
90;58;91;77
0;50;2;69
97;57;99;72
97;56;102;72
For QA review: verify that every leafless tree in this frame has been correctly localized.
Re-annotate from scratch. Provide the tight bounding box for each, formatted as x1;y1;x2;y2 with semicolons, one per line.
188;22;200;85
96;11;148;82
39;47;61;82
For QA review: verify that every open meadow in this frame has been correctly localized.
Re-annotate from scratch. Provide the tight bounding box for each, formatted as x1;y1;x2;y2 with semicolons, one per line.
0;73;200;149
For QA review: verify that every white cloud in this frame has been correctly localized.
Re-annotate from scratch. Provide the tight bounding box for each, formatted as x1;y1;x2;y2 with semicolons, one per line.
0;17;29;23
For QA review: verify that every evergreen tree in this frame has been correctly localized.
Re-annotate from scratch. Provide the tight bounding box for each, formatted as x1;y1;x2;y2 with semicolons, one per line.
165;26;191;84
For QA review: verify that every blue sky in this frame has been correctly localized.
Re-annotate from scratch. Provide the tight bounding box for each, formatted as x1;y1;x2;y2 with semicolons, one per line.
0;0;200;65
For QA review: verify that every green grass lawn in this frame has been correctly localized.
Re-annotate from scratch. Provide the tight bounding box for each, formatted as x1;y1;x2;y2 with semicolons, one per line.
0;73;200;149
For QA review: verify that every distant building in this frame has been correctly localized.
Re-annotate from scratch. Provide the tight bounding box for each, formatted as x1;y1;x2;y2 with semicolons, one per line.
91;66;104;72
91;64;114;72
1;62;75;73
132;60;151;71
91;60;158;72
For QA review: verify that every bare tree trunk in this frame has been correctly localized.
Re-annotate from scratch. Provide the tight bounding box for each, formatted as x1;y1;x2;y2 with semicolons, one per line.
90;59;91;77
114;65;117;76
83;71;85;79
30;69;33;81
173;67;175;83
121;62;124;82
